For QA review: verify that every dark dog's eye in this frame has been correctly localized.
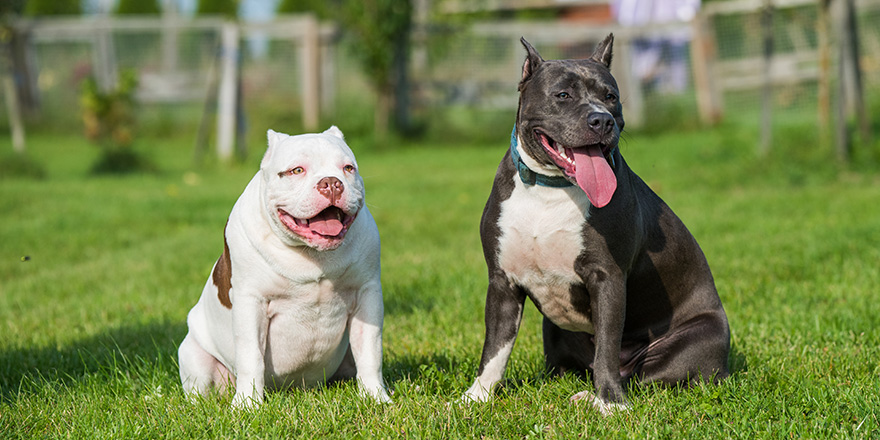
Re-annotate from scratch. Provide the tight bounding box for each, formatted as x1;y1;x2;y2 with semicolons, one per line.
556;92;570;99
605;93;618;102
343;164;356;173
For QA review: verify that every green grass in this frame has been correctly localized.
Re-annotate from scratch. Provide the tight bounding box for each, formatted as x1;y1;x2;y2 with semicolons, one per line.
1;125;879;438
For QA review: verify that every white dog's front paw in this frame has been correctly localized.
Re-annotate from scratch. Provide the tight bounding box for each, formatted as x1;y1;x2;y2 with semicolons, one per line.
231;392;261;410
364;386;392;404
357;378;392;403
375;390;392;403
570;391;630;416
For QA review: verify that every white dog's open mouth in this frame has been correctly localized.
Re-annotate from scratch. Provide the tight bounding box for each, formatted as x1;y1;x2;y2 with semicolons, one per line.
278;206;357;245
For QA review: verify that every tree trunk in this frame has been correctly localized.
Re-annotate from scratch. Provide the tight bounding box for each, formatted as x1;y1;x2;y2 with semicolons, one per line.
392;30;410;134
374;85;391;139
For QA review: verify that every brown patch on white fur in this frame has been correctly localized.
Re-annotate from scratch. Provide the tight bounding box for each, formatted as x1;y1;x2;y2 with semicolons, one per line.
213;226;233;309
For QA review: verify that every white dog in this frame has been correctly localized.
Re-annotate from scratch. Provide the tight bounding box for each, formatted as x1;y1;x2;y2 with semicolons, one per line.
178;127;390;408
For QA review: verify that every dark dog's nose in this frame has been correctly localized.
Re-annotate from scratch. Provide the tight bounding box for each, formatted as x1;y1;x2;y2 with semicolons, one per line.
587;112;615;136
317;177;344;204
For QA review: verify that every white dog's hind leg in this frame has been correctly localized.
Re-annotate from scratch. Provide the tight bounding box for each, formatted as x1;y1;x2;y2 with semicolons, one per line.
178;333;230;397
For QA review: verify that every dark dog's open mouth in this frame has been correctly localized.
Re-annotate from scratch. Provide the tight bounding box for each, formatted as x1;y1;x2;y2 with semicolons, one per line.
534;129;618;208
278;206;357;243
534;130;615;171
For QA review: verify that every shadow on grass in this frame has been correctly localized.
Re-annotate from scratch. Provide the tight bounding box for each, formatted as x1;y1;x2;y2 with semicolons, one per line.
0;322;748;404
728;342;748;376
378;341;749;400
385;351;469;382
0;320;187;403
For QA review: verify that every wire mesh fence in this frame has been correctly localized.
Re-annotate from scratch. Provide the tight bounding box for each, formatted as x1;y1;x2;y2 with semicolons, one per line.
1;0;878;155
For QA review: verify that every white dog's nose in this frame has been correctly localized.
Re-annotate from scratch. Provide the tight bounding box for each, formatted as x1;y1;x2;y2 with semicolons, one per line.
317;177;344;204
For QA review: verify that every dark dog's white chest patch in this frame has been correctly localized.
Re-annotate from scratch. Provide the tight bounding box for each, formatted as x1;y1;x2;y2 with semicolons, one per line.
495;175;595;332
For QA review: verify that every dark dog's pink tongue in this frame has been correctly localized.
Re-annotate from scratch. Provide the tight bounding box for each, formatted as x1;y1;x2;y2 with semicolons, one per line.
308;210;344;236
569;145;617;208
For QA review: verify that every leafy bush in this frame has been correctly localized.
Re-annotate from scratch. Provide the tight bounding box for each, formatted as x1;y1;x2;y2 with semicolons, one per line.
115;0;160;15
196;0;238;17
23;0;80;15
79;70;155;174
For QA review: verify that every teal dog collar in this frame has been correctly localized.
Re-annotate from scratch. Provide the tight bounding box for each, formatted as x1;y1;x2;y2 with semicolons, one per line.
509;127;574;188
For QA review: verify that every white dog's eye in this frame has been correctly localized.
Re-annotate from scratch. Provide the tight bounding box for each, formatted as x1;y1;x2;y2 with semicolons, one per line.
343;164;356;173
278;167;305;177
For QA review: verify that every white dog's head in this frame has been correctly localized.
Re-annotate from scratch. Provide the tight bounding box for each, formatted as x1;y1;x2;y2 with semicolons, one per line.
260;126;366;251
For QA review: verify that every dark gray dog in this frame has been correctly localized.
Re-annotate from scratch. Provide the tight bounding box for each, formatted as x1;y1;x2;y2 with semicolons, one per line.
463;34;730;414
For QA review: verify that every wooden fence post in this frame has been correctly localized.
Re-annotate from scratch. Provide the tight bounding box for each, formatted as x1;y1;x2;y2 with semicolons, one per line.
759;0;774;156
817;0;831;144
2;71;25;153
161;0;179;74
691;10;723;125
301;15;320;131
94;17;117;92
216;21;239;162
1;24;25;153
612;35;643;129
320;26;336;116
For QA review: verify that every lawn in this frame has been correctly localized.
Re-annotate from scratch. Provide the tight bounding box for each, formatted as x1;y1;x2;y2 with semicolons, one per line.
1;125;879;438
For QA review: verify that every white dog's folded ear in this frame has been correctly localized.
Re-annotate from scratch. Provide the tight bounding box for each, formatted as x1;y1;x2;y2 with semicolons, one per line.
323;126;345;140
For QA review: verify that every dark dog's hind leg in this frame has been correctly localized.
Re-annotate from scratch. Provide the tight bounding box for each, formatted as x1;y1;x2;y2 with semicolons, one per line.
635;311;730;386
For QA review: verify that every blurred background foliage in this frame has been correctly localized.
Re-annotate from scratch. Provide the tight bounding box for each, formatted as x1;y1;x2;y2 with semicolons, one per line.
0;0;878;173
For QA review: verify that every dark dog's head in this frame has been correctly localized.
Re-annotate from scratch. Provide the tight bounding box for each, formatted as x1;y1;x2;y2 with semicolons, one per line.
516;34;623;208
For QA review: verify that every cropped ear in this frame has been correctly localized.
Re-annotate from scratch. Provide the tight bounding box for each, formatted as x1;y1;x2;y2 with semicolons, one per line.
323;125;345;140
519;37;544;91
590;33;614;68
263;129;288;169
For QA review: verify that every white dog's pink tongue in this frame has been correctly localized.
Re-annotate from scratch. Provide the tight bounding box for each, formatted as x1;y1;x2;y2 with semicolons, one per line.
570;145;617;208
309;210;344;236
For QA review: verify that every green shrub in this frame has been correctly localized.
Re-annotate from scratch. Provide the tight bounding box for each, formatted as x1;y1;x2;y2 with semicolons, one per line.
79;70;156;174
23;0;80;15
115;0;160;15
196;0;238;17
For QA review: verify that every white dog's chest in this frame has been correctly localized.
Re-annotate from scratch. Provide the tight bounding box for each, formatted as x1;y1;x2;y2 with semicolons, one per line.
262;281;353;385
495;178;595;332
192;204;376;386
